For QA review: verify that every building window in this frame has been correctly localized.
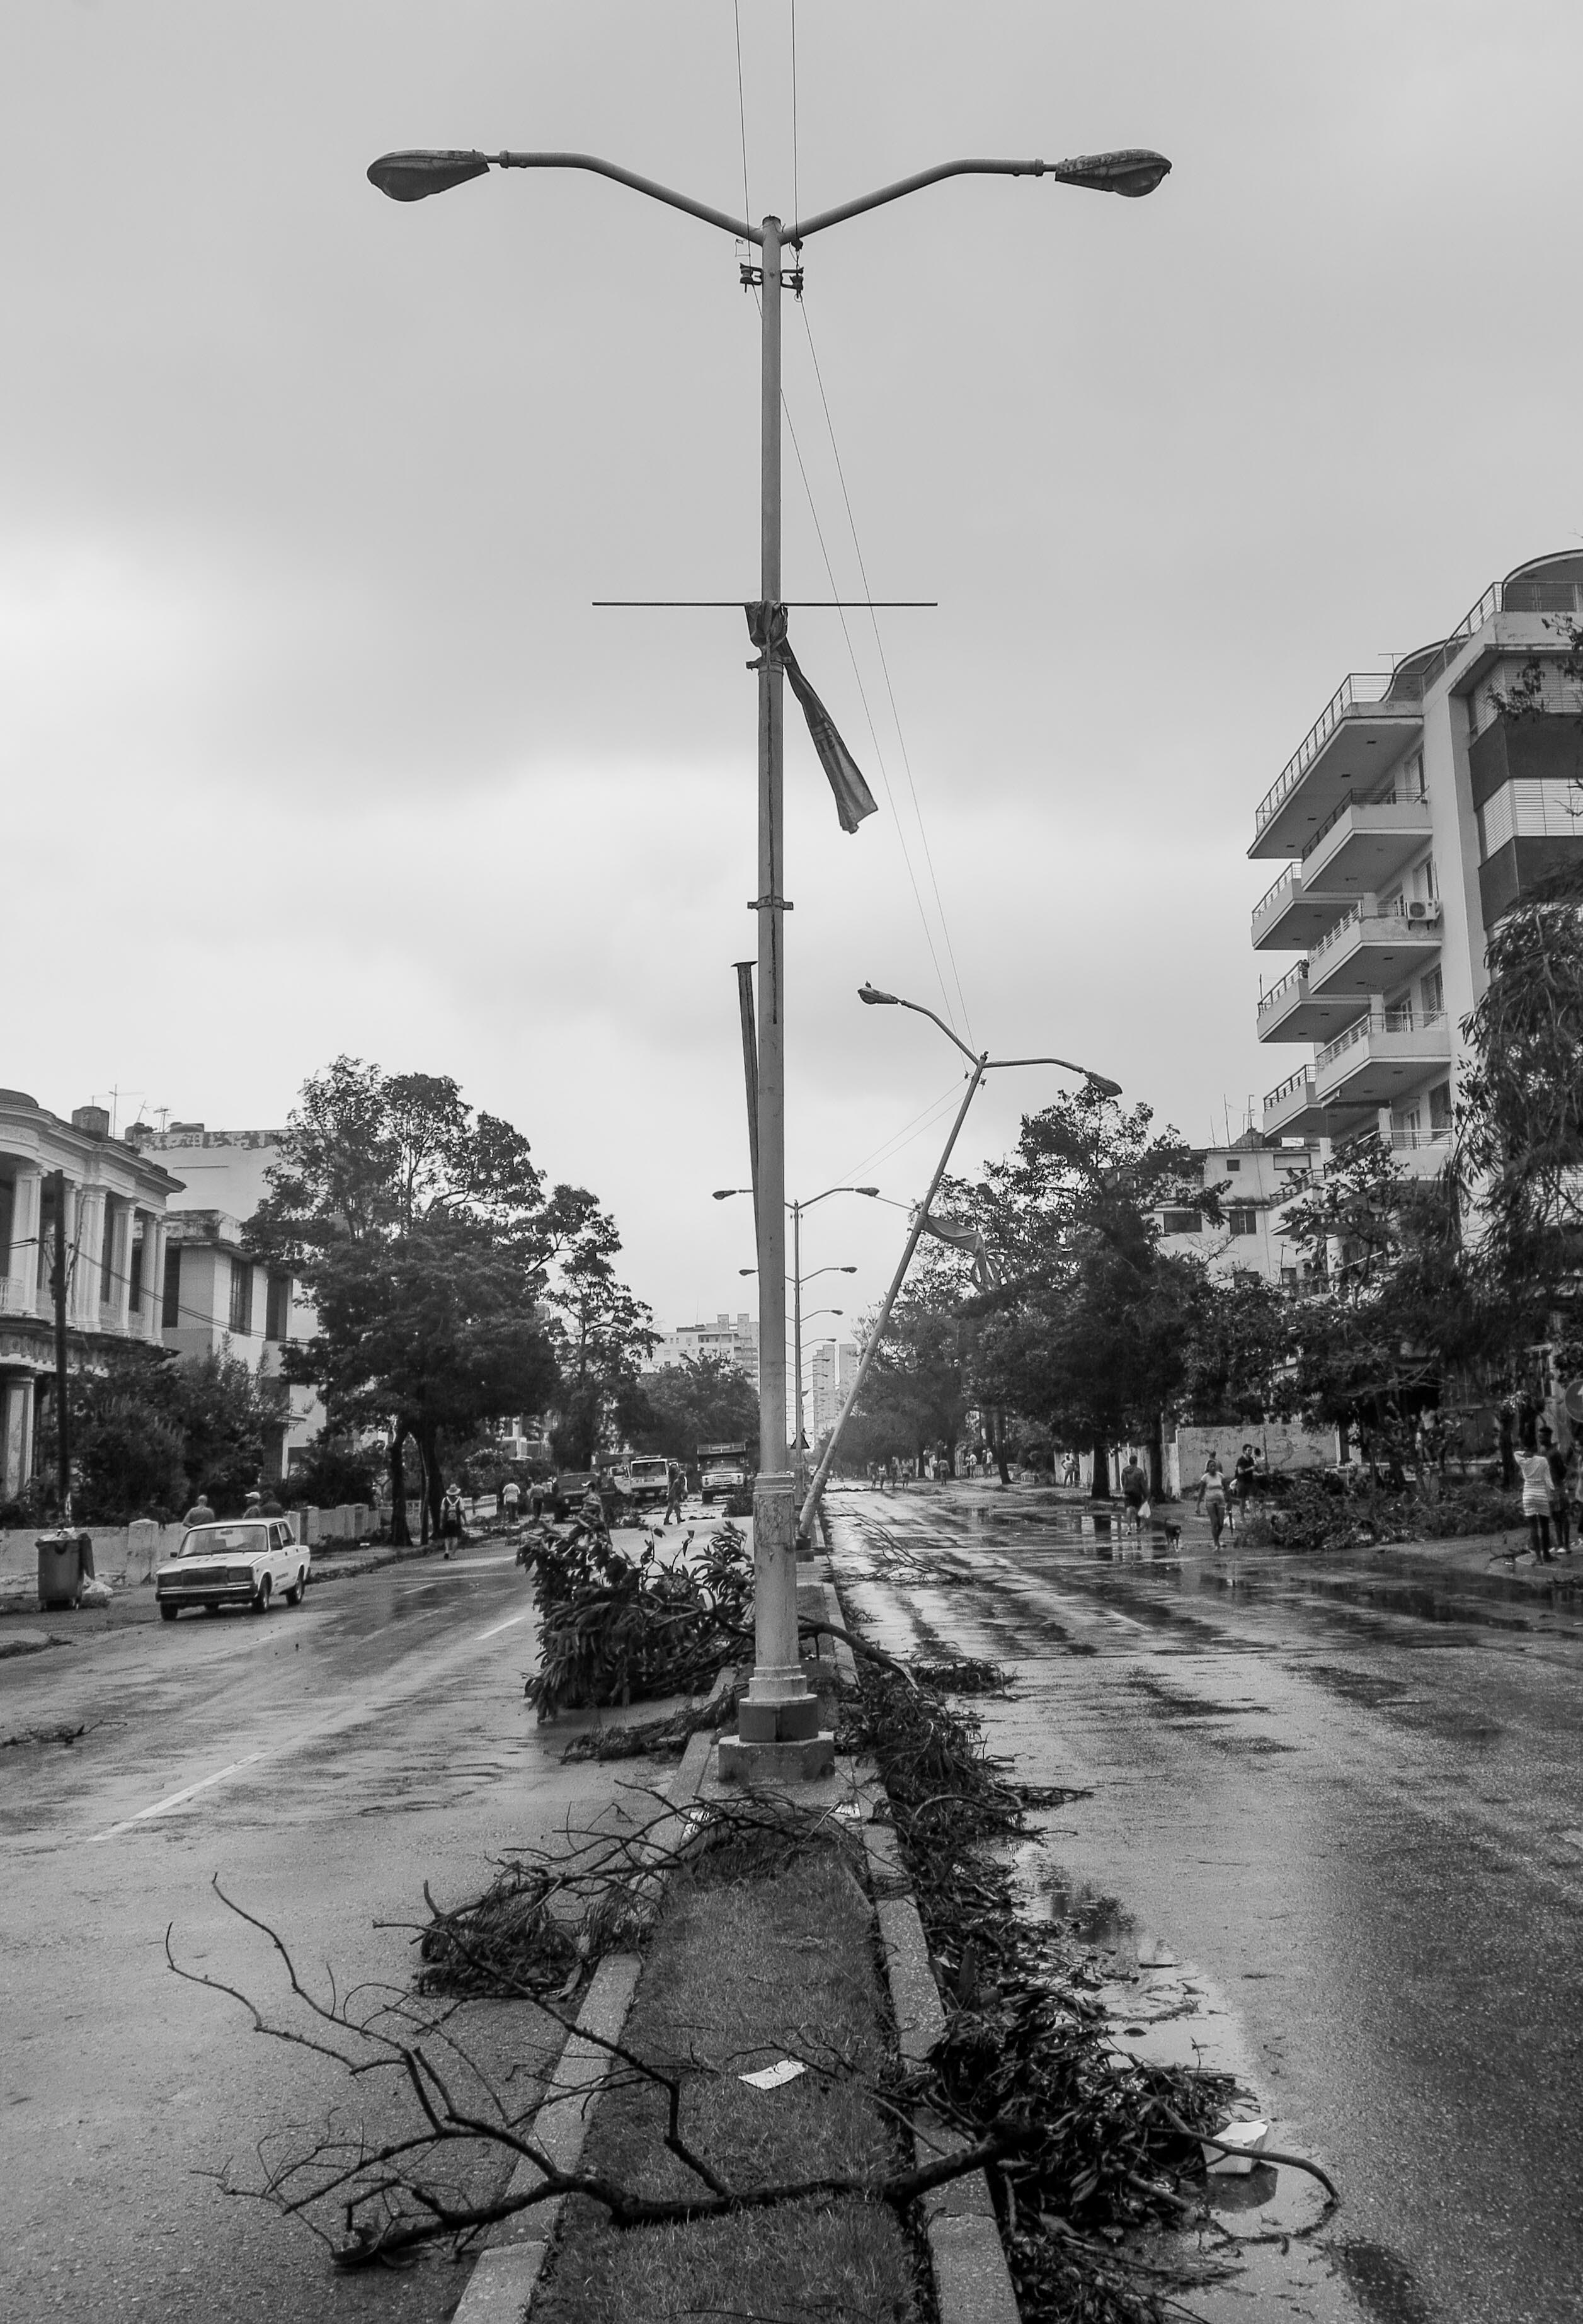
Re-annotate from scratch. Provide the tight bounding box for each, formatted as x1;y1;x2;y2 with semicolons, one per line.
1478;779;1582;859
163;1246;181;1329
1228;1206;1258;1237
100;1205;115;1307
229;1257;254;1336
265;1273;290;1341
1420;966;1444;1017
1160;1209;1199;1235
1429;1082;1453;1133
129;1233;144;1315
1224;1157;1240;1171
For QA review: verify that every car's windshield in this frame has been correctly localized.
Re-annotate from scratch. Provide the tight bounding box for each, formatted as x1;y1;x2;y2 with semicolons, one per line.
630;1459;668;1480
177;1525;268;1558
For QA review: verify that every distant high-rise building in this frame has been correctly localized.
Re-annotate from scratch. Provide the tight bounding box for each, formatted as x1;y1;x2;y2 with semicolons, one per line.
806;1338;858;1445
645;1310;759;1390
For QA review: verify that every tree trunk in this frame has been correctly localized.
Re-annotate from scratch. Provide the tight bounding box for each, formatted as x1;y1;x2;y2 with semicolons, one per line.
420;1424;443;1541
1090;1430;1111;1499
388;1422;411;1547
415;1431;430;1544
1147;1423;1165;1503
990;1409;1011;1488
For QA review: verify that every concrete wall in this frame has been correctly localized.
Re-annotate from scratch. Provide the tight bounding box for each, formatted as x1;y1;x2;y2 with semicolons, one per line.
1171;1420;1339;1497
0;1505;374;1600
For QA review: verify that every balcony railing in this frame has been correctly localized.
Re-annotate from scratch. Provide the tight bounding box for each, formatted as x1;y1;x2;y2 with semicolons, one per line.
1255;671;1427;836
1257;961;1308;1016
1389;1127;1451;1151
1307;896;1442;965
1264;1066;1315;1110
1300;783;1428;861
1252;865;1296;924
1316;1005;1448;1074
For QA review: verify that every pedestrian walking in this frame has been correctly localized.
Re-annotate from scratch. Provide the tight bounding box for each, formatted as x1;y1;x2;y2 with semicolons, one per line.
1520;1445;1554;1562
663;1463;685;1525
1195;1452;1229;1550
1233;1445;1256;1511
886;1454;899;1493
439;1481;466;1560
502;1475;521;1525
1120;1452;1148;1535
1541;1428;1570;1554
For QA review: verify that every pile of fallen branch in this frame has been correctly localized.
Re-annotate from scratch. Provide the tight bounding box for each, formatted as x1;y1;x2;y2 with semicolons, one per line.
842;1647;1326;2322
520;1518;751;1718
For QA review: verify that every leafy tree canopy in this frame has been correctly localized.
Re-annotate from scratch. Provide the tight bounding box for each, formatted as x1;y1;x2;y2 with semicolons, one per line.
620;1353;759;1464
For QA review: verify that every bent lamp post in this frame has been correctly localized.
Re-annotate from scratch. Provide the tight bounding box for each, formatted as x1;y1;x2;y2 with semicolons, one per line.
369;139;1168;1780
796;985;1121;1540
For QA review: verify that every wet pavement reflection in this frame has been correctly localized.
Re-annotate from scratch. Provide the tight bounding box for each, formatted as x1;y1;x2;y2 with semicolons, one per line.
832;1484;1583;2324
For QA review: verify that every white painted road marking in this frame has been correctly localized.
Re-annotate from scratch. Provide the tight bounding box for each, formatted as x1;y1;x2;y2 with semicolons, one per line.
88;1752;267;1842
477;1612;529;1641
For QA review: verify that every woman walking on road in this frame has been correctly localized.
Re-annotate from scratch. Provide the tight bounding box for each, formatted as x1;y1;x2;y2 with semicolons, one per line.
439;1481;466;1560
1196;1451;1230;1550
1521;1445;1555;1562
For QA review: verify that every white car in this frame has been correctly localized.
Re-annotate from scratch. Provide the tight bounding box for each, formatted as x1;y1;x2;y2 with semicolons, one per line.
155;1519;311;1620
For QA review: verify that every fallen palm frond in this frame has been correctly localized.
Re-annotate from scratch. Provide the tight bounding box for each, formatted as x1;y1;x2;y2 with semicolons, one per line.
521;1521;752;1718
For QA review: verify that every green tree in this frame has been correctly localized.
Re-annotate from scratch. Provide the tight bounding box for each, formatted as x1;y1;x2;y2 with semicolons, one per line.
966;1090;1225;1496
249;1060;637;1540
622;1353;759;1464
1277;1138;1475;1470
31;1344;285;1522
840;1248;972;1472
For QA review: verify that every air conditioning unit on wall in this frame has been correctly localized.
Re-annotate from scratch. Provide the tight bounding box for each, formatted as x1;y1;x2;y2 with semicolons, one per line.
1407;899;1441;922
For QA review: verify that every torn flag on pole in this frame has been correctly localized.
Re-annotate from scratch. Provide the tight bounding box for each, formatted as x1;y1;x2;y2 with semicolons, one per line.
746;603;878;834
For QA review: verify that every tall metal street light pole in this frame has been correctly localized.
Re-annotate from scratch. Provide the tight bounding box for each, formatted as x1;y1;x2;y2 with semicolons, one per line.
797;985;1122;1538
369;138;1170;1778
717;1180;877;1513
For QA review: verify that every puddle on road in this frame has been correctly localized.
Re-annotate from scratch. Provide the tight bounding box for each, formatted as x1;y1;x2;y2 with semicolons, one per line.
1009;1844;1410;2323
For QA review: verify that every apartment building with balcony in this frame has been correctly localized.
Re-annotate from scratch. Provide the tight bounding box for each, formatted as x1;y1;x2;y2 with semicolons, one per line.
0;1091;185;1501
1251;551;1583;1163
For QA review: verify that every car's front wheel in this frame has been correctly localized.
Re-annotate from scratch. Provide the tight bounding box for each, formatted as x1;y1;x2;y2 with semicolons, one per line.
252;1574;272;1615
160;1603;179;1622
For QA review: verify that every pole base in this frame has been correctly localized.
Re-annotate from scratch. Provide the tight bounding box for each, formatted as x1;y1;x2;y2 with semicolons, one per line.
717;1730;835;1786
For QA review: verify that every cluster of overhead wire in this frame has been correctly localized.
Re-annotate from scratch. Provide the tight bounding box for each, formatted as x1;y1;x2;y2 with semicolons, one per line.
731;2;975;1065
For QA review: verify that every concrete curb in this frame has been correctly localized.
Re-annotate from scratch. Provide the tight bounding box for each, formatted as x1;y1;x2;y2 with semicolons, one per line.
449;1726;715;2324
828;1540;1022;2324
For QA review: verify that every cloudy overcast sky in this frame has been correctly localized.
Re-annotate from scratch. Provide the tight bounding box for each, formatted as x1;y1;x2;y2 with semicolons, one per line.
6;2;1581;1334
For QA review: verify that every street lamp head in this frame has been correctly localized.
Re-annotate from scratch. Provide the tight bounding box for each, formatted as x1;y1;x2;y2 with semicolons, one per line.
712;1188;745;1201
367;149;493;202
1054;148;1172;199
838;1266;857;1274
859;982;900;1006
739;1267;757;1276
857;1186;881;1196
1086;1073;1124;1099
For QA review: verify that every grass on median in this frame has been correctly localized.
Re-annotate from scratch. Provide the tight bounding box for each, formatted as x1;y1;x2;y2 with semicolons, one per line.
529;1824;923;2324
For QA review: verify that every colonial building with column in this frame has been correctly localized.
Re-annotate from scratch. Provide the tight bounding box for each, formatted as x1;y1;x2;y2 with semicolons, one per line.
0;1090;185;1503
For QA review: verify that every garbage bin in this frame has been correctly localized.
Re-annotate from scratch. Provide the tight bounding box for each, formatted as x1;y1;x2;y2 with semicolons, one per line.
37;1530;89;1611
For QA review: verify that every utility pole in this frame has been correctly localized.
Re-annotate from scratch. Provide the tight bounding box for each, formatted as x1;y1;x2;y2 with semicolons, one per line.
50;1170;71;1524
365;135;1170;1782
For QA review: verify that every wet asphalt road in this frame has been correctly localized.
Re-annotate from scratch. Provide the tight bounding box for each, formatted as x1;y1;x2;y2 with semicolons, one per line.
830;1484;1583;2324
1;1545;625;2324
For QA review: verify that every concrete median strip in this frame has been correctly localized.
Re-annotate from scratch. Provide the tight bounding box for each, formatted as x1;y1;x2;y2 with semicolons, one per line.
447;1564;1015;2324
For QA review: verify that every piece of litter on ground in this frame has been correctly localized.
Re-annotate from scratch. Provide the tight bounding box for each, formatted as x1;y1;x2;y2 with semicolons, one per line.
1204;2119;1269;2176
834;1804;864;1821
739;2058;808;2092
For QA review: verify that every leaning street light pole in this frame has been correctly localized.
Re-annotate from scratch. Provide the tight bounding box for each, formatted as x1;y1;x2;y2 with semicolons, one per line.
797;986;1121;1539
369;137;1169;1777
